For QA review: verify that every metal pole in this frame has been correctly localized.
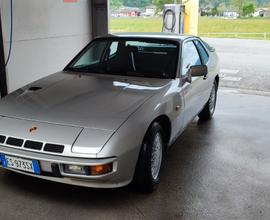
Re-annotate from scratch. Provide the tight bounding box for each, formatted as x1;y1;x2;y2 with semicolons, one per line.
0;10;8;98
91;0;109;38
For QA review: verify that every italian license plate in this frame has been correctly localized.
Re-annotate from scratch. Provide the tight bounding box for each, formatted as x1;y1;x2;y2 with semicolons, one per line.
0;154;40;174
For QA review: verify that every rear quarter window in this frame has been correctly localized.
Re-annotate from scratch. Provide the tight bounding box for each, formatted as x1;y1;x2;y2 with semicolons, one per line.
194;40;209;64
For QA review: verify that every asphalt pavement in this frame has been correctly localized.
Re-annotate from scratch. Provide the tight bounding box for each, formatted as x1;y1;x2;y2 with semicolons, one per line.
1;89;270;220
203;38;270;93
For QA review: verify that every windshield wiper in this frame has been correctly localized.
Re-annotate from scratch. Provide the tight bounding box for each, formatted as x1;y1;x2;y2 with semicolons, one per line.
66;66;107;74
65;67;87;73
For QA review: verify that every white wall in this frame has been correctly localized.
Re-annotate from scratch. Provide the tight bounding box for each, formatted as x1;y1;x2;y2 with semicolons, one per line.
0;0;92;92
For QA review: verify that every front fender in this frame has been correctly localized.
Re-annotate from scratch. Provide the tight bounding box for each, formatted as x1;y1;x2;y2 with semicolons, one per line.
97;79;183;182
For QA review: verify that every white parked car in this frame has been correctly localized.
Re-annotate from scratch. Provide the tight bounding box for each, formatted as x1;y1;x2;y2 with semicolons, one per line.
0;33;219;192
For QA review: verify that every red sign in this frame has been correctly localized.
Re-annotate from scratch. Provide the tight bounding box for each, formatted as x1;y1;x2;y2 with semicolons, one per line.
64;0;78;3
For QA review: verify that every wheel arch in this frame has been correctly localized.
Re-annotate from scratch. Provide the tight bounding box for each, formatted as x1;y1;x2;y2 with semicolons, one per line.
145;115;172;148
133;114;172;190
215;74;219;88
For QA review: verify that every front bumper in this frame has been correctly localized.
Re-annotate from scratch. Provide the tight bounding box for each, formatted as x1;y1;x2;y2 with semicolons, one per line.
0;145;131;188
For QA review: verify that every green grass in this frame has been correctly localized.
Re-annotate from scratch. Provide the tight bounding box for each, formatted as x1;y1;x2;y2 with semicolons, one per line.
110;17;163;33
110;17;270;40
198;17;270;39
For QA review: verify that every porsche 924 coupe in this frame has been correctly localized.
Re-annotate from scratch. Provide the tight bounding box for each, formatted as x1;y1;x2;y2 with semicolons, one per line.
0;33;219;192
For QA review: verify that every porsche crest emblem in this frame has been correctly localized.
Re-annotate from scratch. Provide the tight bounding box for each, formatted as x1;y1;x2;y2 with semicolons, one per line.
29;126;38;133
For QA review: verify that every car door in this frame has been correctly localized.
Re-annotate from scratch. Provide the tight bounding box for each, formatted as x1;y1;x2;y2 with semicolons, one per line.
180;40;209;126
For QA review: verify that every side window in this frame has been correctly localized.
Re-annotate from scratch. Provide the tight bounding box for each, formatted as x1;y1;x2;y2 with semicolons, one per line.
181;41;202;76
109;42;119;57
194;40;209;64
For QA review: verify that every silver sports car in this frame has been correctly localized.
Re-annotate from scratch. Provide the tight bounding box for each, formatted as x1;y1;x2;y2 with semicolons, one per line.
0;33;219;192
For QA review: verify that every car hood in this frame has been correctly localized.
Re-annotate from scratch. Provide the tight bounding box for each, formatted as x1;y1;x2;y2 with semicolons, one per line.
0;71;170;131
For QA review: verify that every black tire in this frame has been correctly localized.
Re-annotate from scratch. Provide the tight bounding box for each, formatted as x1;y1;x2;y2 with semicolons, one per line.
198;81;218;120
134;122;164;193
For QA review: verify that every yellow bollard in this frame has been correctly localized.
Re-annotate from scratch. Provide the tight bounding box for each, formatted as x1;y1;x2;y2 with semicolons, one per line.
183;0;199;36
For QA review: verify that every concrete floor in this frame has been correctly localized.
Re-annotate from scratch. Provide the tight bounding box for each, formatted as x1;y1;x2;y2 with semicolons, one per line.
204;38;270;93
1;89;270;220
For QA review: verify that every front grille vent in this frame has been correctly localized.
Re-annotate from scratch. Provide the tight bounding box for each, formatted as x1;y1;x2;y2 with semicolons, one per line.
0;135;6;144
6;137;24;147
2;136;65;154
44;144;64;153
24;140;43;150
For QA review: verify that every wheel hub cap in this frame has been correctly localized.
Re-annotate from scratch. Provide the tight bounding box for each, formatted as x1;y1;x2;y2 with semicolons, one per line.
209;85;216;114
151;133;163;180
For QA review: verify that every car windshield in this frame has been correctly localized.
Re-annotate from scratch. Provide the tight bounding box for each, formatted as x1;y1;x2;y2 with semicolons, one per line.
66;38;179;79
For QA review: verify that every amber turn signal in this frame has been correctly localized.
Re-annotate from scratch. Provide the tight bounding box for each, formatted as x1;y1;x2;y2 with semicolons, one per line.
89;163;113;175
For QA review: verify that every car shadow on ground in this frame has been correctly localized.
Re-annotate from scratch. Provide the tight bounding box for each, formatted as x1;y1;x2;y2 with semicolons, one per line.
1;169;134;203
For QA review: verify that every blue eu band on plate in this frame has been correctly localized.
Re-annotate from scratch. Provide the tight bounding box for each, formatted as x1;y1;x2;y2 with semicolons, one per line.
0;154;40;175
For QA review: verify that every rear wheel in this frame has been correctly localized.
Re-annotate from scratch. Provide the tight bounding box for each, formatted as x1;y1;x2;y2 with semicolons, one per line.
134;122;164;193
198;81;217;120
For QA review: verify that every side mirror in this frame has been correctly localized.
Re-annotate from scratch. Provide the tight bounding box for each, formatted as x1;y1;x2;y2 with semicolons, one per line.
189;65;208;78
185;65;208;83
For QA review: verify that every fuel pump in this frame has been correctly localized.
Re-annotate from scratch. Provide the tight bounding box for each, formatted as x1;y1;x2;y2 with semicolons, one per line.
162;4;185;34
162;0;199;36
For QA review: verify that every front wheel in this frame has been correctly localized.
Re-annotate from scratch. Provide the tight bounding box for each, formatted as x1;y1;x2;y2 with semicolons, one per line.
134;122;164;193
198;81;217;120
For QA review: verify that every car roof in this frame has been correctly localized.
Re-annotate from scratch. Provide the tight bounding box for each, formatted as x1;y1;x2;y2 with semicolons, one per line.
100;32;195;42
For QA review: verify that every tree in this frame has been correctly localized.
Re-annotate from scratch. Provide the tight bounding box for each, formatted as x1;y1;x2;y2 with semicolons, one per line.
242;3;255;16
211;7;219;15
110;0;123;10
123;0;152;8
232;0;246;16
153;0;181;11
217;3;228;15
